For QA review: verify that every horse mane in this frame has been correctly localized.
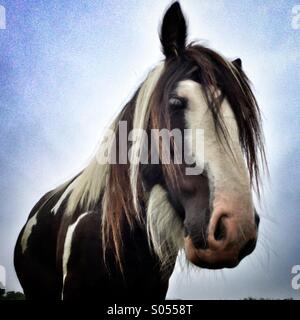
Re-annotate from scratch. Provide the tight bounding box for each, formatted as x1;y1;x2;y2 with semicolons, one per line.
53;43;266;272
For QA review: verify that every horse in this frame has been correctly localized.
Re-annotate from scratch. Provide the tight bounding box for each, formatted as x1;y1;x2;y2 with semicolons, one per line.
14;2;266;300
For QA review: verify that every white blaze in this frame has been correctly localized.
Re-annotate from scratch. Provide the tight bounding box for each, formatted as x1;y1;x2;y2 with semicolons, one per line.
177;80;253;224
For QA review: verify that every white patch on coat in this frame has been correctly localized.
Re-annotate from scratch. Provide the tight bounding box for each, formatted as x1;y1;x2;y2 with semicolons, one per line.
62;212;91;299
147;184;184;271
21;179;75;254
21;214;38;254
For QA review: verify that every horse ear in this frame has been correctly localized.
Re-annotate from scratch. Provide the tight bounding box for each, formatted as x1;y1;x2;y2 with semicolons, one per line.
232;58;242;69
160;2;187;58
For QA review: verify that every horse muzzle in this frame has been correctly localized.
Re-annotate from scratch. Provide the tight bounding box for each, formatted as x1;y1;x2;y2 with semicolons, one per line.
184;210;260;269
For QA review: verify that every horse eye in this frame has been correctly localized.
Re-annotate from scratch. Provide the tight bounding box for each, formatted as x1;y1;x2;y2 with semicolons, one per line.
169;97;187;110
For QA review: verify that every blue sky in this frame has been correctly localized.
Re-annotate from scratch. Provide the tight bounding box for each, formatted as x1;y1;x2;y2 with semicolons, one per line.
0;0;299;299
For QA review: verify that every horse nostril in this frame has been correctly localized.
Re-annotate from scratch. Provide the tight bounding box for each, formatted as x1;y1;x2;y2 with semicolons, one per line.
214;216;227;241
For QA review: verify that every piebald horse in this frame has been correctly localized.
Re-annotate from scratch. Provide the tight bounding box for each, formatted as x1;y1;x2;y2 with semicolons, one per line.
14;2;265;300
